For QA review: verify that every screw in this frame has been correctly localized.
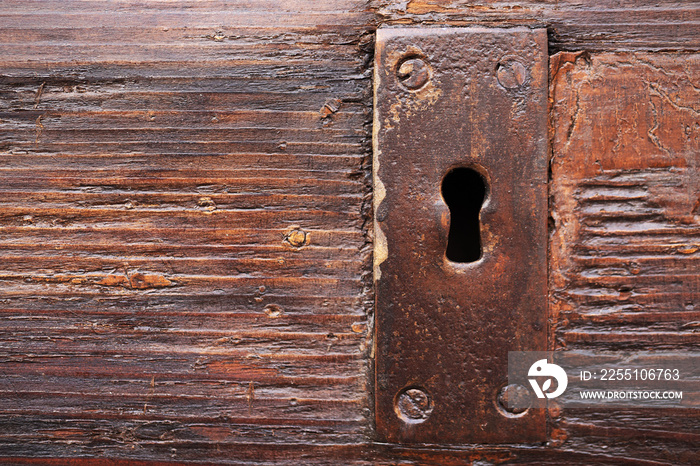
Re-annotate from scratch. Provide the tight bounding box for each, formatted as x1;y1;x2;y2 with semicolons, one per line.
497;384;531;415
396;57;430;90
284;227;308;248
497;59;529;89
395;387;433;422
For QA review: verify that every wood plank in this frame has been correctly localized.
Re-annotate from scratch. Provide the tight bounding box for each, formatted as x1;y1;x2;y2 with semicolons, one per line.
0;0;375;461
372;0;700;51
2;0;699;463
550;51;700;461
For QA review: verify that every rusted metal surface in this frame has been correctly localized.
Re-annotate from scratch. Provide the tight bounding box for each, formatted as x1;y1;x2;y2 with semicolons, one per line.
373;27;549;444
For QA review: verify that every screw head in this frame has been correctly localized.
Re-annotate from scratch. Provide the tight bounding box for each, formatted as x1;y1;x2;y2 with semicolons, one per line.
497;384;532;415
395;387;433;423
396;57;430;90
284;228;308;248
497;59;529;89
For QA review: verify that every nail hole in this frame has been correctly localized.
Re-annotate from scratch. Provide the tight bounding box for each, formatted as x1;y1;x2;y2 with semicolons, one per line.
441;167;487;263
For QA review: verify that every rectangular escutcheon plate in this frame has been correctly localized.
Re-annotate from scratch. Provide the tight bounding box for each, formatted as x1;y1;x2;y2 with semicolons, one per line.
373;27;548;444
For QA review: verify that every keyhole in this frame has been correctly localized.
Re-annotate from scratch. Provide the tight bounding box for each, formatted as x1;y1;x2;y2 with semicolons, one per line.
441;167;487;263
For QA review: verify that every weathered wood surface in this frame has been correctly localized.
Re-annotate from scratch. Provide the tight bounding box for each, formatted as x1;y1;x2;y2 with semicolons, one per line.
0;0;375;462
372;0;700;52
550;52;700;465
1;0;699;464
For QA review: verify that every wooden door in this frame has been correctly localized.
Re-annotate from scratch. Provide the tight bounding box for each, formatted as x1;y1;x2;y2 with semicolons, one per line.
0;1;697;464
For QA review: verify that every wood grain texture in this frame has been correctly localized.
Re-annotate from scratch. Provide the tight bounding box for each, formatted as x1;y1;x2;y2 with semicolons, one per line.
550;52;700;465
372;0;700;52
0;0;375;462
2;0;700;464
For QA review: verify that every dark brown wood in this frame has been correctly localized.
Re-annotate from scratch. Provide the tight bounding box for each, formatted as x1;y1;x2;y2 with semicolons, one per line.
0;0;375;462
1;0;699;464
372;0;700;52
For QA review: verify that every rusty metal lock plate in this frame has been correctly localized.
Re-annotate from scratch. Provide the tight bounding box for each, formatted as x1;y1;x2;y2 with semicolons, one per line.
373;27;548;444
